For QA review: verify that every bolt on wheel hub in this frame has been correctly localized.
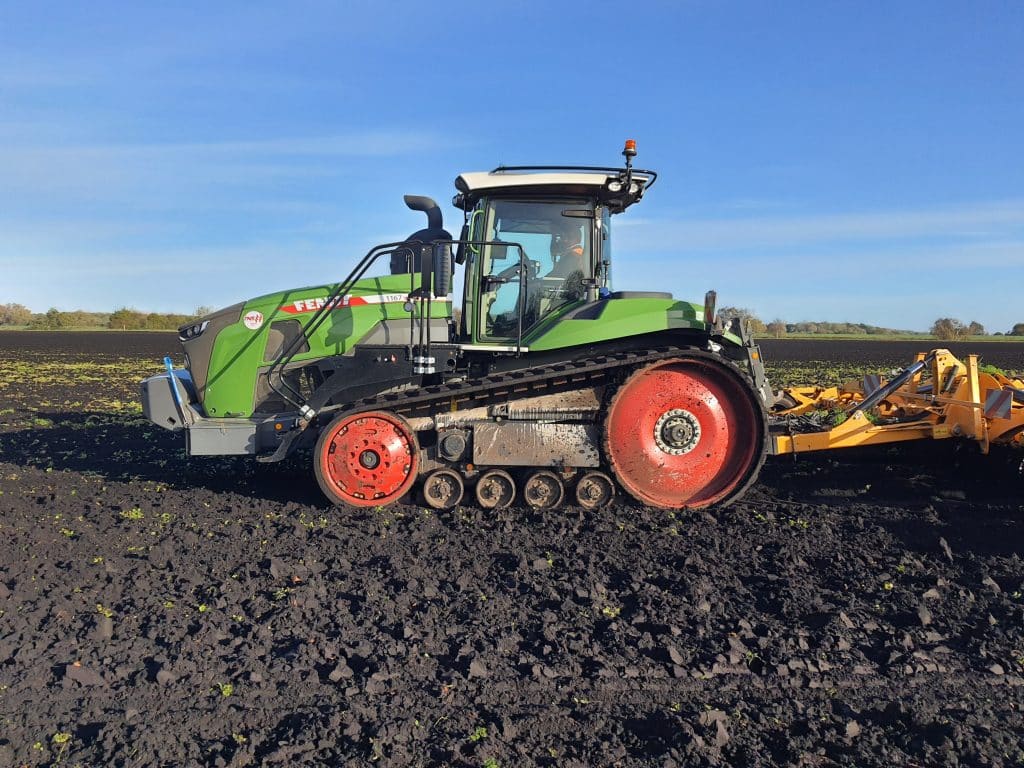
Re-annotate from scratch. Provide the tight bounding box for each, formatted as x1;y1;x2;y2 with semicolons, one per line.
654;408;701;455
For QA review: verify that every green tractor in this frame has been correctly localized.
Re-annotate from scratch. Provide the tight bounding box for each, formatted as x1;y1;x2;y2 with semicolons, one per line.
141;141;770;511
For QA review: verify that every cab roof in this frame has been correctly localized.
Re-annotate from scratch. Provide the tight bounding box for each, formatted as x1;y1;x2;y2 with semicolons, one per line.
453;165;657;213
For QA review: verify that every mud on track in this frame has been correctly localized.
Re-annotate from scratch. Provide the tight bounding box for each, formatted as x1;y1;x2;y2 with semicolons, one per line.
0;331;1023;767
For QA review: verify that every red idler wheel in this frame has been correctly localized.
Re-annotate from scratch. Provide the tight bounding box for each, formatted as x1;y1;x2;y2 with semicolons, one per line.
314;410;419;507
603;357;765;509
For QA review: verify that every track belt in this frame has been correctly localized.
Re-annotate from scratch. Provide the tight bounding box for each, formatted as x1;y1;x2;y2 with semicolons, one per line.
259;345;721;462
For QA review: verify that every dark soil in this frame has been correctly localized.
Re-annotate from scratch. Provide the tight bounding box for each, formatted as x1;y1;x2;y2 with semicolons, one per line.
1;332;1022;767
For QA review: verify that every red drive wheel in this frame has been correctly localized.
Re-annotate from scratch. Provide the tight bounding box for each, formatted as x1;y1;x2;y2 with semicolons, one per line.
314;411;419;507
604;357;765;509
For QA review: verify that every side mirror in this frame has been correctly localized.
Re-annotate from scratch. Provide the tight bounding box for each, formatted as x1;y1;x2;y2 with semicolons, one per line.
454;223;469;265
433;242;452;297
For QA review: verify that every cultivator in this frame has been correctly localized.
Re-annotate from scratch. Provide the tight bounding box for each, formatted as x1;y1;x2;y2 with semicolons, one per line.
770;349;1024;455
140;141;1024;512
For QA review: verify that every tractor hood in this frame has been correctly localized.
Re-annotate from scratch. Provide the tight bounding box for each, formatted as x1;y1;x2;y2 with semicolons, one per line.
179;273;448;418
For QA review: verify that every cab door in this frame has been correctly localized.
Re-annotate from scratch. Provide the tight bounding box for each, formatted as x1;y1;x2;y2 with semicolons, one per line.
473;199;594;344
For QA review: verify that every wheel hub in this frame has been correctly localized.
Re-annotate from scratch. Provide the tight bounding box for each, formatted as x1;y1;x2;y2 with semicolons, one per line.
654;408;701;455
359;449;381;469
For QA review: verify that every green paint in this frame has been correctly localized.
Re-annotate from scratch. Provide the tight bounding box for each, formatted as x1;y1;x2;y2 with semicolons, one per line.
525;297;708;350
201;274;448;417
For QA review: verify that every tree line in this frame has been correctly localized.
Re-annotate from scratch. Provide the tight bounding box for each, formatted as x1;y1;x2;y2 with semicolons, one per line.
0;303;211;330
717;307;1024;339
927;317;1024;340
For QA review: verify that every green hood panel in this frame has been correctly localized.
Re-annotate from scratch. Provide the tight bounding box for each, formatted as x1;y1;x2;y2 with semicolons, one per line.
525;297;709;351
199;275;448;417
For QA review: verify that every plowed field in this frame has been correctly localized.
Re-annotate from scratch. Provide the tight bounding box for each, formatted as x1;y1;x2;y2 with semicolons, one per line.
1;332;1022;767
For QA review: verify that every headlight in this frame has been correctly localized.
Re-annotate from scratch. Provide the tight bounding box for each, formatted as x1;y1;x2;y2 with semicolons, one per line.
178;320;209;342
606;179;623;193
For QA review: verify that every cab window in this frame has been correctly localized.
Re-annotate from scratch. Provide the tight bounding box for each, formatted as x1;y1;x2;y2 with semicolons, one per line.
478;200;593;340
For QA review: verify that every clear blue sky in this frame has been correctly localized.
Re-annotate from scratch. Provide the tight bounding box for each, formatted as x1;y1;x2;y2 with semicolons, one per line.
2;1;1022;332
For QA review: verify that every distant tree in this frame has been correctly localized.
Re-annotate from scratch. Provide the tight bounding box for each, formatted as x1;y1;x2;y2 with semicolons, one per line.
0;302;32;326
931;317;968;341
766;318;787;339
1009;323;1024;337
967;321;985;336
141;312;196;330
194;306;214;318
108;307;146;330
44;307;64;329
717;306;766;334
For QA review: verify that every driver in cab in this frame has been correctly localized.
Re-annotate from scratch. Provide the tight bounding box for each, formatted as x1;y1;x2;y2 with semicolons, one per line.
547;219;586;278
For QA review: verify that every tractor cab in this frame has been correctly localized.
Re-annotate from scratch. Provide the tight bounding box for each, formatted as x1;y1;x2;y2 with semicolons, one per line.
450;147;656;346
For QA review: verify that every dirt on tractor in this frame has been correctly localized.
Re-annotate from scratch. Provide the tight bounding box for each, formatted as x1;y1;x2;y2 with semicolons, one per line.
0;331;1022;767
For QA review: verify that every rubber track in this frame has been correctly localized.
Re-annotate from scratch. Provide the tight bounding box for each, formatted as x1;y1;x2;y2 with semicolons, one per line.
262;346;724;462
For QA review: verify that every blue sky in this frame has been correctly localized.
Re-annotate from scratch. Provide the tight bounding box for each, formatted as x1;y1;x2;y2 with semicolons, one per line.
2;1;1022;332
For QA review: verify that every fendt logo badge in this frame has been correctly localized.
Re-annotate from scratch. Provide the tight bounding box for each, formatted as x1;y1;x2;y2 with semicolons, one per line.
243;311;264;330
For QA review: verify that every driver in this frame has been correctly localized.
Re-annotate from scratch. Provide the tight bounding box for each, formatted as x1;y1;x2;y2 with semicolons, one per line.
547;219;586;278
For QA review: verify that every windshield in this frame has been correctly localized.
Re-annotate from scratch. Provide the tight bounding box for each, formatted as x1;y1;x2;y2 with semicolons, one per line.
479;200;593;339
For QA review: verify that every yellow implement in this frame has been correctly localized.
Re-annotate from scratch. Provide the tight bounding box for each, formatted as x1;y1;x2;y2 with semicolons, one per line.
770;349;1024;456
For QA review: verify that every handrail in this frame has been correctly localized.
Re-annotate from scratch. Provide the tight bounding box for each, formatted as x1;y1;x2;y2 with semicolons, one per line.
490;165;658;190
266;237;528;417
266;241;418;414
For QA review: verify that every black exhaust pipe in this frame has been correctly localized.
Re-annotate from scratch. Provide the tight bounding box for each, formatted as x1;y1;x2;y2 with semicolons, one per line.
404;195;443;231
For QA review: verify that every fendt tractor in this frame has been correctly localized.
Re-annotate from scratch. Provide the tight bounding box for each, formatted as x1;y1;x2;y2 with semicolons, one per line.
141;141;1024;511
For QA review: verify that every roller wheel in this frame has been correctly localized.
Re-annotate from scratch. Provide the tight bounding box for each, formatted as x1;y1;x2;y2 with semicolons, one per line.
575;471;615;511
314;410;419;508
604;357;765;509
475;469;516;510
422;468;464;510
523;470;565;510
